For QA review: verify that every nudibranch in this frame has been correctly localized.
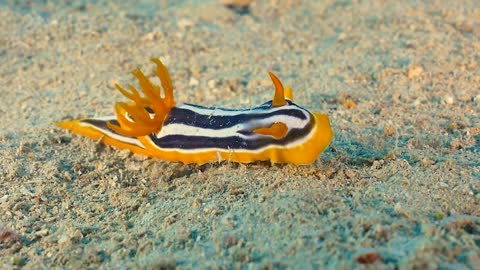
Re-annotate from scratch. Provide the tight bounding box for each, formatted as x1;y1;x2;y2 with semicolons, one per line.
56;59;333;165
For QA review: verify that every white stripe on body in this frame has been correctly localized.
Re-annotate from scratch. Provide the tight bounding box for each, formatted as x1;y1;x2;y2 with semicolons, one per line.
156;113;310;139
79;119;146;149
146;123;317;154
178;103;300;117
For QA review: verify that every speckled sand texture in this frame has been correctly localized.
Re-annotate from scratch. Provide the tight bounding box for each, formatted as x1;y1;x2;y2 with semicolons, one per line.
0;0;479;269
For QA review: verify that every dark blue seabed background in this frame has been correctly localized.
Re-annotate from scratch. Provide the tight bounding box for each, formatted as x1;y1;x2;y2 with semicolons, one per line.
0;0;479;269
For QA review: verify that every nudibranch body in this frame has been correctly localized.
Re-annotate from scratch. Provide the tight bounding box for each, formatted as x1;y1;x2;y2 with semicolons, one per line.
56;59;333;165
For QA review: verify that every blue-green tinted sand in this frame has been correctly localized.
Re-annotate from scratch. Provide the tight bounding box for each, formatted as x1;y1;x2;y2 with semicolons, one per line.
0;0;479;269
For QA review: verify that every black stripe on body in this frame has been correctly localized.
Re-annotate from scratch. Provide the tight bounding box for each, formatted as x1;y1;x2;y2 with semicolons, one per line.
81;119;145;148
163;101;306;130
150;111;315;150
82;119;120;133
150;104;315;150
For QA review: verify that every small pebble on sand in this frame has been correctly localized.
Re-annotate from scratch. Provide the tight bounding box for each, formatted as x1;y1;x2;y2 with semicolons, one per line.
407;65;423;79
222;0;254;9
442;95;455;105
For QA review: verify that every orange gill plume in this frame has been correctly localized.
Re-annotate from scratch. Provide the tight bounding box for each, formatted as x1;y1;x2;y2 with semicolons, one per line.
106;58;176;137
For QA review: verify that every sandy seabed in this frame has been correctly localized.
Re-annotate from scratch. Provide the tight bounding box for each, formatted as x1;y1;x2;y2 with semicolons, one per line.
0;0;479;269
